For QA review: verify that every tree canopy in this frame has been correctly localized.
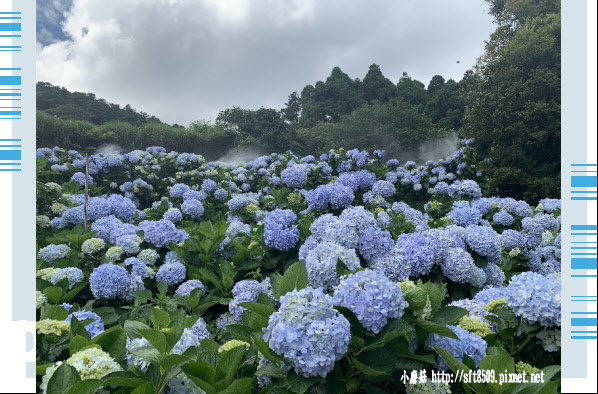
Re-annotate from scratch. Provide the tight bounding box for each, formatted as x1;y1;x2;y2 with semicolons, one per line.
462;0;561;201
36;82;163;126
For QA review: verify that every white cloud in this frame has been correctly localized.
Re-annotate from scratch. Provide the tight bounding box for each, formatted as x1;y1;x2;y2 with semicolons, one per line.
36;0;495;125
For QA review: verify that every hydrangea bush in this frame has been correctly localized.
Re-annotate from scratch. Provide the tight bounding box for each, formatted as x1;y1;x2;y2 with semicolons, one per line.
34;143;562;393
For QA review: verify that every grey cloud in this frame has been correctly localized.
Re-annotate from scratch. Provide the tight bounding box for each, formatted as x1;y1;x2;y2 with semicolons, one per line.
36;0;495;125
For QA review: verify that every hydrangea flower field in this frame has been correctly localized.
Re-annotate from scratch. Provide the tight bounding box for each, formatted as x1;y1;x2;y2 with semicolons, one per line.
35;141;561;393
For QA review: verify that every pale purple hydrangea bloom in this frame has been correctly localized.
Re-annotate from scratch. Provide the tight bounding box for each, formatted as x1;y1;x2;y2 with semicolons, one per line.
264;287;350;378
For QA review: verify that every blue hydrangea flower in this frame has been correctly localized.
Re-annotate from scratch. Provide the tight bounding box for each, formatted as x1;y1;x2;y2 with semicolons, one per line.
156;262;187;285
433;182;451;195
107;194;136;221
264;287;350;378
165;251;185;265
65;310;105;338
336;160;353;173
183;189;207;202
522;214;559;234
426;325;487;371
172;328;201;355
71;172;93;186
126;338;151;371
191;317;211;340
90;215;127;242
465;225;501;263
483;263;505;288
141;220;189;248
201;179;218;193
281;167;307;188
264;209;300;251
90;263;130;299
357;227;394;263
229;278;273;319
49;268;84;289
372;180;395;198
339;206;378;236
124;257;149;279
353;170;377;190
175;280;205;296
493;210;514;226
500;230;526;250
227;195;251;212
538;260;561;275
121;274;145;301
505;272;561;327
181;199;204;219
448;180;481;200
397;232;436;277
137;249;159;265
442;248;484;286
376;211;393;228
216;313;240;330
333;269;408;333
116;234;142;254
214;189;229;200
336;173;359;191
371;245;412;282
471;198;495;215
498;198;533;218
219;221;253;259
423;228;465;265
51;217;66;229
306;184;354;210
163;208;183;222
170;183;190;198
538;198;561;213
391;202;425;223
328;184;355;209
474;287;507;305
304;242;361;291
38;244;71;264
448;202;482;227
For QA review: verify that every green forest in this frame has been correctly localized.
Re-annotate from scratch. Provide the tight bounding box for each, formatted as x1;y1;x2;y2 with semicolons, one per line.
36;0;560;201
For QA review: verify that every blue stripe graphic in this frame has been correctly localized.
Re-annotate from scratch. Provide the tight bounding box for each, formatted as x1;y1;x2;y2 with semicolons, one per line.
0;23;20;31
572;318;598;326
572;225;598;230
572;176;598;187
0;76;21;85
0;150;21;160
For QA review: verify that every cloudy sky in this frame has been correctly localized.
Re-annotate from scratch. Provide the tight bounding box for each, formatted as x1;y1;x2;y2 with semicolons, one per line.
36;0;495;126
